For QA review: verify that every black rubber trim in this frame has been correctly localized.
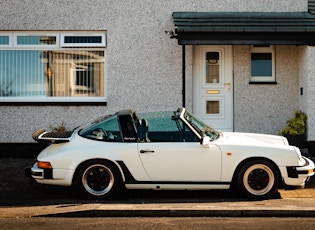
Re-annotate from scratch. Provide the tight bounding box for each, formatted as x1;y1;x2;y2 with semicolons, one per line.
44;168;53;179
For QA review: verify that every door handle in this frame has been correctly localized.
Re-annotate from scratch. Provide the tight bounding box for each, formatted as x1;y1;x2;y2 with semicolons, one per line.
140;149;155;153
224;82;231;92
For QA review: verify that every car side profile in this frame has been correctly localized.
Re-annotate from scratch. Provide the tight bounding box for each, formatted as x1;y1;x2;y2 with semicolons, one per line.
25;108;315;199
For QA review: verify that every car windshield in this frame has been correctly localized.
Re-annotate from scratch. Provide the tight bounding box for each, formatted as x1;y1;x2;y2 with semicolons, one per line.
184;111;220;141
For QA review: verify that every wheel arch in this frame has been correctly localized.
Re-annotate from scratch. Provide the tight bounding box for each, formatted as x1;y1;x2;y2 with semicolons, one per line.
72;158;125;185
231;157;282;187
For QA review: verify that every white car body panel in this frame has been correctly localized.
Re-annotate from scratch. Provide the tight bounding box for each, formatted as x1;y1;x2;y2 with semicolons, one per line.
27;108;315;199
137;142;221;181
34;131;312;187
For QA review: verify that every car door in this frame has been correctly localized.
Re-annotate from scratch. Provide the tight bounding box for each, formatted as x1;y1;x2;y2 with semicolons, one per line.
137;142;222;181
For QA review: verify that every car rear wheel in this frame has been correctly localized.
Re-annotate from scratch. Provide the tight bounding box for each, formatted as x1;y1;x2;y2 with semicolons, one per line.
236;159;280;199
77;160;121;198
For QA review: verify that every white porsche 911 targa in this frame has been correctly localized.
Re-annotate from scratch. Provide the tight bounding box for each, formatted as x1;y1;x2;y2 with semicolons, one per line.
25;108;314;199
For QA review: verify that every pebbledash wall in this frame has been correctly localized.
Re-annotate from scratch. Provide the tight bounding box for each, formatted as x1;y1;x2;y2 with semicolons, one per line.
0;0;313;143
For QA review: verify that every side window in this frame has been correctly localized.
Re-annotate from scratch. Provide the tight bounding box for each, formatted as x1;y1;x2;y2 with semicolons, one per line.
250;45;275;83
140;112;198;142
79;115;122;142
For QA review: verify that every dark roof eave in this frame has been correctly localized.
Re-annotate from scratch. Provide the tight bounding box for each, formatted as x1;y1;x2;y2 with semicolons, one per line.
176;31;315;45
175;27;315;33
172;12;315;45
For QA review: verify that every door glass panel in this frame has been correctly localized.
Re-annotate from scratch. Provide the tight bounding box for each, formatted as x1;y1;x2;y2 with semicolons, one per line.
206;52;220;84
206;101;220;114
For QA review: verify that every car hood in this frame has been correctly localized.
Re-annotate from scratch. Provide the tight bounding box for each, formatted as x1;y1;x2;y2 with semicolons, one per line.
218;132;289;146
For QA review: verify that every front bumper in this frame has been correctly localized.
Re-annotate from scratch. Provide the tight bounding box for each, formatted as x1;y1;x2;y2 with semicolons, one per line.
284;157;315;186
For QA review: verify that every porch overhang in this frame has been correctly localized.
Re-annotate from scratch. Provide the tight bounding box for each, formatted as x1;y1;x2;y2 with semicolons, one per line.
172;12;315;45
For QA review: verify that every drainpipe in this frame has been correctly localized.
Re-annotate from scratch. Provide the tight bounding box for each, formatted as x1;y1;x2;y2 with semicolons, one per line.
165;30;184;107
182;45;186;108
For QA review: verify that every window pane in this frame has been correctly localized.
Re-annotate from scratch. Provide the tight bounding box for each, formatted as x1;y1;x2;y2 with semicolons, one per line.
206;101;220;114
17;36;56;45
205;52;220;83
139;111;198;142
80;115;122;142
251;53;272;76
0;50;104;97
64;36;102;44
0;36;9;45
0;50;45;97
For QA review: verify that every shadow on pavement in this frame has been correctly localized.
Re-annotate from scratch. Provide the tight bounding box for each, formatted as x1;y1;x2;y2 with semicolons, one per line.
1;158;314;207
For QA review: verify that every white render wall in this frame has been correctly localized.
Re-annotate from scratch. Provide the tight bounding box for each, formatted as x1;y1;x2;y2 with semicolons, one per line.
0;0;309;142
233;45;300;135
299;46;315;140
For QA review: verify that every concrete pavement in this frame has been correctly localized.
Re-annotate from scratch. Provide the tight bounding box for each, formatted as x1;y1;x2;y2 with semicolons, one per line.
1;158;315;218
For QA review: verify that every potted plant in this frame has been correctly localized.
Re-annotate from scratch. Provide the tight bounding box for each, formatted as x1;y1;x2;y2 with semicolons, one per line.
49;121;67;133
279;110;307;148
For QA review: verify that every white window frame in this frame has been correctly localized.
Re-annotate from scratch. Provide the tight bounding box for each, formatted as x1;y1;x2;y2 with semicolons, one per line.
250;45;275;82
0;31;106;103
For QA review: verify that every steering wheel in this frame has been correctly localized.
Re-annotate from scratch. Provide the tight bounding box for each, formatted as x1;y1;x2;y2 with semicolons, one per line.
90;128;107;140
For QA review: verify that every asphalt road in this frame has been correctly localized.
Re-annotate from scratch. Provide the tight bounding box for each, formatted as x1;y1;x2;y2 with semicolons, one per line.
1;217;315;230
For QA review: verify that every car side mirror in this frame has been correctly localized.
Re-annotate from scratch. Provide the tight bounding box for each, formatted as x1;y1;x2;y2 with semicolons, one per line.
201;135;210;148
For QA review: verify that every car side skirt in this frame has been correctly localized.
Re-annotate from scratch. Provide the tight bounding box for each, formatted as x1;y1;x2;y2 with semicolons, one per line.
116;160;230;190
125;184;230;190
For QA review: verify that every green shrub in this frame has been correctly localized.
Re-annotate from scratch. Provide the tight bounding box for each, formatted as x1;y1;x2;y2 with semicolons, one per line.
279;110;307;136
49;121;67;132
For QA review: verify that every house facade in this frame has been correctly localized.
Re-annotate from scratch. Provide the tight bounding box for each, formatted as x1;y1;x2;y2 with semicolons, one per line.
1;1;315;153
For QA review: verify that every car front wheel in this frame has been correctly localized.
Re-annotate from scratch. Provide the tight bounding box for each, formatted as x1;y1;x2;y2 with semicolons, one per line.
77;160;121;198
236;159;280;199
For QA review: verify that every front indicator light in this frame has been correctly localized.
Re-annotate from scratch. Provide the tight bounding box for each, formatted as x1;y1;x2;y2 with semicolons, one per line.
38;161;53;169
309;169;314;174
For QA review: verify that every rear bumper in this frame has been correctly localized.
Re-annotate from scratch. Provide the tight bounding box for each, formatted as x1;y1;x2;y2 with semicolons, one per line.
25;162;74;186
25;162;53;179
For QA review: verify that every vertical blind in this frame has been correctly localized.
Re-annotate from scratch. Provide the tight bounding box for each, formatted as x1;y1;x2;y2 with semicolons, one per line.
0;33;106;100
0;50;104;97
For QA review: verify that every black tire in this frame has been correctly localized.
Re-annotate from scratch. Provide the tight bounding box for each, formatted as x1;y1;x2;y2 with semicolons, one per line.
76;160;122;199
236;159;280;199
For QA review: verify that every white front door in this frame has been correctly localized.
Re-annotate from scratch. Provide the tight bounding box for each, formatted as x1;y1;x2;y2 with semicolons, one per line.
193;46;233;131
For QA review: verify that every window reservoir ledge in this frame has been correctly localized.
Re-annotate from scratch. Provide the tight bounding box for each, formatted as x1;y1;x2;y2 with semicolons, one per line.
249;82;277;85
0;97;107;106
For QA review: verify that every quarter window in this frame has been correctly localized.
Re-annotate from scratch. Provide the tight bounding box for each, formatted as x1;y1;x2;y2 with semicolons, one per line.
0;32;106;103
250;45;275;83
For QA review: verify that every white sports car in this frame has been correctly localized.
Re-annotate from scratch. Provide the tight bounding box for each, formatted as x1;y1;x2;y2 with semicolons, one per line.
26;108;315;199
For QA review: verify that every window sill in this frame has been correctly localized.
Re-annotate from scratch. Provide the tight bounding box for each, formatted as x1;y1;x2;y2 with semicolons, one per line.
249;81;277;85
0;101;107;106
0;97;107;106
